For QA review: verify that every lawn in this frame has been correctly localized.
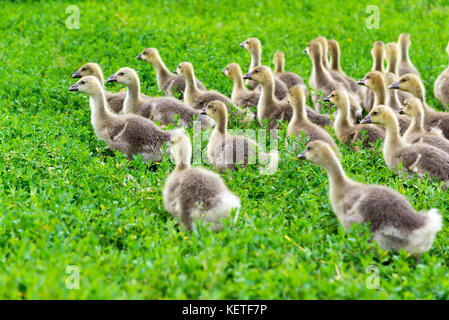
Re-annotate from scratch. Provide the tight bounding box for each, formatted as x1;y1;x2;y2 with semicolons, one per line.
0;0;448;299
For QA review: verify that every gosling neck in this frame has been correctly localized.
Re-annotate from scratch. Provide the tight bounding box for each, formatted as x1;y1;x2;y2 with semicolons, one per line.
373;81;387;106
373;55;384;72
312;51;327;81
213;112;228;135
92;68;105;87
250;48;261;71
274;58;284;74
90;87;114;128
124;77;141;114
335;99;351;128
330;49;341;72
231;70;245;92
324;155;350;190
175;147;191;171
291;97;308;123
410;110;426;134
184;70;200;98
151;56;171;90
259;76;276;112
400;44;409;63
383;114;405;151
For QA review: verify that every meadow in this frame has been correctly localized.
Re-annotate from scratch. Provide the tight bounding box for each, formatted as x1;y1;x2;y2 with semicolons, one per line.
0;0;448;299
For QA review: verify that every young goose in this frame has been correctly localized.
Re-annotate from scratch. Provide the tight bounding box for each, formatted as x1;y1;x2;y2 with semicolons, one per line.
222;62;259;109
201;101;279;173
72;63;126;113
240;38;289;100
400;98;449;154
362;105;449;188
297;140;442;257
273;51;307;92
316;37;356;94
327;39;362;98
137;48;206;98
163;132;241;231
243;65;330;129
305;40;362;121
363;41;386;110
106;68;214;129
175;62;232;111
325;89;384;150
287;86;338;152
385;42;414;104
389;74;449;139
358;71;410;134
434;41;449;109
69;76;177;162
398;33;420;77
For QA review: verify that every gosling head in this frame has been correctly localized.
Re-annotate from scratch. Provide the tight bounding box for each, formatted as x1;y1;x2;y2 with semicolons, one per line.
304;40;322;61
242;65;272;84
273;51;285;67
240;38;261;54
399;97;423;117
170;132;191;169
361;105;391;125
398;33;411;49
174;62;194;80
201;100;228;122
388;73;420;92
297;140;336;167
386;43;399;62
136;48;160;64
68;75;102;95
288;85;306;107
106;67;137;86
72;63;101;78
222;63;241;79
357;71;385;90
323;89;348;109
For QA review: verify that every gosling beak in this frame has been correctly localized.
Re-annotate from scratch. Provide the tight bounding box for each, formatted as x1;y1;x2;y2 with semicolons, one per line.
242;72;252;80
72;70;82;78
136;54;142;60
297;150;307;160
360;114;371;124
303;47;309;54
68;83;79;92
399;108;405;115
106;74;118;82
322;95;331;102
173;69;177;74
200;108;207;115
388;81;400;89
240;42;245;48
357;78;366;86
355;110;363;121
221;69;226;75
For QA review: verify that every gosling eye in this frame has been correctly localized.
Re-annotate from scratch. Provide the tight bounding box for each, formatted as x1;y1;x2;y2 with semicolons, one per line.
81;67;87;71
307;146;312;150
119;72;125;76
80;80;86;85
401;79;407;82
254;70;259;73
373;111;378;115
331;94;335;97
366;76;370;79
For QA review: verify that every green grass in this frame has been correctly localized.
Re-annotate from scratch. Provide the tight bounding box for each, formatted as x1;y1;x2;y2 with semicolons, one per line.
1;0;449;299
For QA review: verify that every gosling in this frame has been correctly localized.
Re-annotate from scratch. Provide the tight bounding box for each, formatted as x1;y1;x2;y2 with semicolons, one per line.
163;132;241;231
